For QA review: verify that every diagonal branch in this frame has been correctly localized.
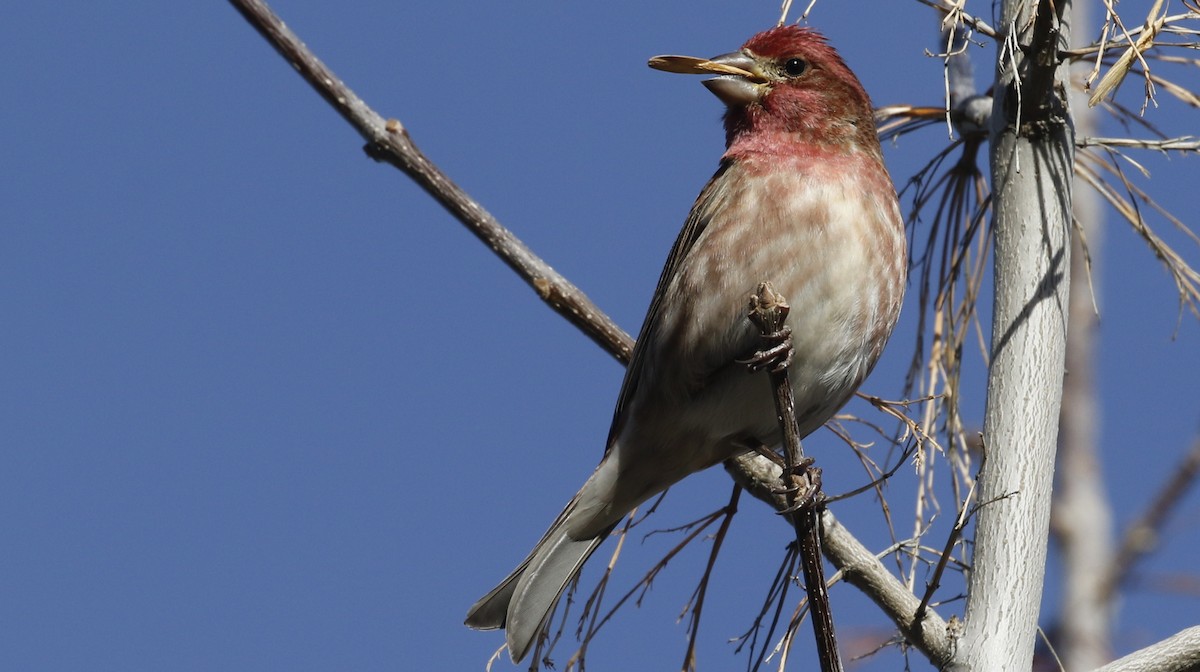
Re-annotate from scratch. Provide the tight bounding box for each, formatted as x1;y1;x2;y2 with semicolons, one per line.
916;0;999;39
1093;625;1200;672
227;0;633;364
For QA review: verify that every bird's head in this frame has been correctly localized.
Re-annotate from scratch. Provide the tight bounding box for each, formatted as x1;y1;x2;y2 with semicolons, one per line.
649;26;878;159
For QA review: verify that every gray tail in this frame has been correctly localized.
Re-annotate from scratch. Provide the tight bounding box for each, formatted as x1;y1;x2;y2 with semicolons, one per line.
465;510;612;662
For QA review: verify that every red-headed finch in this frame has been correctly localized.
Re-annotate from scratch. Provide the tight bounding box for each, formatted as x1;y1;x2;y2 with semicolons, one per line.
466;25;906;662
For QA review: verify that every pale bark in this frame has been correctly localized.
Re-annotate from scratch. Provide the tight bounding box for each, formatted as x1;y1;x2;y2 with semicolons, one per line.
952;0;1075;669
1094;626;1200;672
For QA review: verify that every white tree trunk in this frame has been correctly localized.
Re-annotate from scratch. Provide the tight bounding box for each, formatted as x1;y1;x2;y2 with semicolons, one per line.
952;1;1075;669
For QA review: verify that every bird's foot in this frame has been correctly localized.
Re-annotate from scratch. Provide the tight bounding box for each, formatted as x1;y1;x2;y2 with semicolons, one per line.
777;465;823;514
738;325;794;374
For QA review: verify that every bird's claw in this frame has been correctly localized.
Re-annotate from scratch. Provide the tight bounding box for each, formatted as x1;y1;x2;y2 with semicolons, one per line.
738;325;794;373
772;481;804;495
777;475;823;515
777;491;818;514
773;460;821;513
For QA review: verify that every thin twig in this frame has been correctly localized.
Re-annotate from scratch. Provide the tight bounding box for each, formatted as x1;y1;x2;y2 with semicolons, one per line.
584;505;728;639
915;0;999;38
1087;0;1167;108
746;283;843;672
680;486;742;672
725;453;954;665
915;476;978;621
1078;135;1200;150
732;542;799;669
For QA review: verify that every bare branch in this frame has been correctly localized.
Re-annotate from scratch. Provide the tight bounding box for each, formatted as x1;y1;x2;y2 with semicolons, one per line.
1064;13;1200;59
679;487;741;672
725;453;954;667
914;0;998;39
227;0;634;364
1093;625;1200;672
564;501;732;670
1078;135;1200;150
1087;0;1167;108
1075;152;1200;320
745;283;844;672
915;476;977;622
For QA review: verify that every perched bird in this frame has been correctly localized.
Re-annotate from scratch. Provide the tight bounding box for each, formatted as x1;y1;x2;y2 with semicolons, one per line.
465;25;906;662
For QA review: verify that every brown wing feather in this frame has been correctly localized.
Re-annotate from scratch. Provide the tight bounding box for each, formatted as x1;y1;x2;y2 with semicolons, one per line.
604;160;734;449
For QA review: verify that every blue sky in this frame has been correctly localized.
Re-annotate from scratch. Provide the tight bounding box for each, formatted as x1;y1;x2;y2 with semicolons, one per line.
3;2;1197;670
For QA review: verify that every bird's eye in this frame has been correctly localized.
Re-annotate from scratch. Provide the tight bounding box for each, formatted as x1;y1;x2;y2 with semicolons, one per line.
783;58;807;77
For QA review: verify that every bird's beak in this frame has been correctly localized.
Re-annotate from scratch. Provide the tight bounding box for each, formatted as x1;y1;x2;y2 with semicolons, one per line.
648;50;767;107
